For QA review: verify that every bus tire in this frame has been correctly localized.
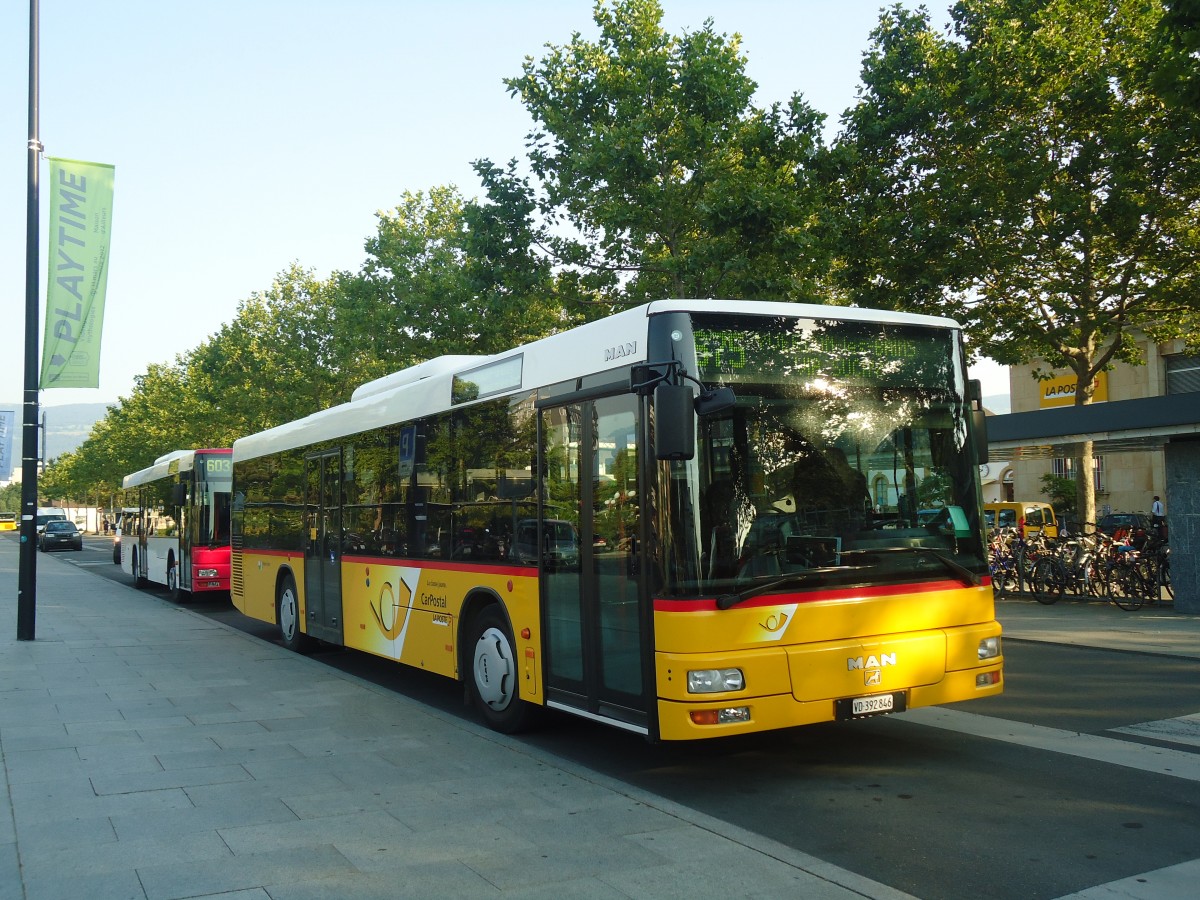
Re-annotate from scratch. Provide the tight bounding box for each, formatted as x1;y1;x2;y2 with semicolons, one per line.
166;553;185;602
277;573;314;653
467;605;536;734
132;550;148;589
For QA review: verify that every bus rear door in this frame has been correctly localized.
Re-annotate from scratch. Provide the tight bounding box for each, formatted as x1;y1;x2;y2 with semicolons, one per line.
304;449;344;643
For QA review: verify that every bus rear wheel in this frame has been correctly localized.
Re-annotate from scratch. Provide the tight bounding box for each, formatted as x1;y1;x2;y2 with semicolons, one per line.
467;606;536;734
166;553;185;602
277;574;314;653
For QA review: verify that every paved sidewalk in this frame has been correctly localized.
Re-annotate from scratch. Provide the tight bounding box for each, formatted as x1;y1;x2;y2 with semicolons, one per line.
996;594;1200;658
0;538;911;900
3;539;1198;900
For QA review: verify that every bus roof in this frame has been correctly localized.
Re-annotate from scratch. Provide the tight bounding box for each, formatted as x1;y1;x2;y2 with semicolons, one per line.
122;448;231;489
233;299;962;464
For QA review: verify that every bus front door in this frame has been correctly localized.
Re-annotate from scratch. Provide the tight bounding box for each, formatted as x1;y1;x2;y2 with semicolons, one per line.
540;395;647;732
304;449;344;644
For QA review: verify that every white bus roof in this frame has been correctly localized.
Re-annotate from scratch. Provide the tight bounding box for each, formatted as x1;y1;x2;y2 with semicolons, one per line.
233;299;961;464
122;448;231;489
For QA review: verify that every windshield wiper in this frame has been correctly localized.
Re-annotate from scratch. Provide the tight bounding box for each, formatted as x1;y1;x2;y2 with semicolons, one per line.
841;547;981;587
715;570;829;610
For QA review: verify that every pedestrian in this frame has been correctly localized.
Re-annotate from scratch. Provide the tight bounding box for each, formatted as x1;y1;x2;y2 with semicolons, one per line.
1151;495;1166;540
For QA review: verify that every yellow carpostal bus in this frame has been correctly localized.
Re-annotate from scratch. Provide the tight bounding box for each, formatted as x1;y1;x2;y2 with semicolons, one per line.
231;300;1002;741
0;511;16;531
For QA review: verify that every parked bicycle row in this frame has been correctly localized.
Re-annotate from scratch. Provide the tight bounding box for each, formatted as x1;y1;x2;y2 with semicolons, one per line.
988;523;1172;611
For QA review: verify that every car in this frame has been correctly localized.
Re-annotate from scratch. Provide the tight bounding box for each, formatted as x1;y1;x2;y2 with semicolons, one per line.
39;520;83;552
35;511;68;535
983;501;1059;539
1096;512;1152;537
510;518;580;569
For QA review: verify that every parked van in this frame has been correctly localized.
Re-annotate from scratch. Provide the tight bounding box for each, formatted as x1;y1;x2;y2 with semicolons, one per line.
984;501;1058;539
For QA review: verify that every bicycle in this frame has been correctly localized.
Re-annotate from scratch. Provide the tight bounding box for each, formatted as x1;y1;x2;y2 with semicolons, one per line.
1030;530;1102;605
1100;531;1154;611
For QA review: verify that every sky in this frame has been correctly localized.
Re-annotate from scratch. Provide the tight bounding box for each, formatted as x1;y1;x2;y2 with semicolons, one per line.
1;0;1006;409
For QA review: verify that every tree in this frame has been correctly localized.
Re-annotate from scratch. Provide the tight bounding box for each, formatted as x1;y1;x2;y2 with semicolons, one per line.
348;184;569;374
499;0;832;309
188;263;348;439
836;0;1200;527
1151;0;1200;108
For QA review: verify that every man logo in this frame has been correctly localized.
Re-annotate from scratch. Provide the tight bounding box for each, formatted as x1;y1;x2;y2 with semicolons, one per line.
604;341;637;362
864;669;882;686
846;653;896;671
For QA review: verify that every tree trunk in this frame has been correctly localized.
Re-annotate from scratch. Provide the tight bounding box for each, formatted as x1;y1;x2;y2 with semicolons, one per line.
1076;438;1096;531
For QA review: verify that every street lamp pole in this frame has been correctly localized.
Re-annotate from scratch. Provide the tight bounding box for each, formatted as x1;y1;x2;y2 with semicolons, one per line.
17;0;41;641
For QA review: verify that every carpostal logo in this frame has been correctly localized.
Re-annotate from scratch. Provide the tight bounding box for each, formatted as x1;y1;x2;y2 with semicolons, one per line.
605;341;637;362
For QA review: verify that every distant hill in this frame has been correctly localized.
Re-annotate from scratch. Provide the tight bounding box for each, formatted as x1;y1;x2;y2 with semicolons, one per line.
0;401;112;478
983;394;1011;415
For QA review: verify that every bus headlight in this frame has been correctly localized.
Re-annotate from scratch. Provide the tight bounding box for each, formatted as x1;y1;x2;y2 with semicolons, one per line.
687;668;745;693
198;568;219;578
978;637;1001;660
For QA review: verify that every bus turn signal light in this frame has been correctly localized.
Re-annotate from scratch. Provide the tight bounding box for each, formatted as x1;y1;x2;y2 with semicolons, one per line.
689;706;751;726
976;671;1001;688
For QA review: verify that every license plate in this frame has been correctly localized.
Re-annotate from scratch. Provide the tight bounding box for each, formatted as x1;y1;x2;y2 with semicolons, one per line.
852;694;894;715
835;691;905;720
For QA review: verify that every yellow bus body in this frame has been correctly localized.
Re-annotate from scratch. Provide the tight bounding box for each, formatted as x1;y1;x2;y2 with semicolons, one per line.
234;550;545;703
653;581;1002;741
236;547;1000;741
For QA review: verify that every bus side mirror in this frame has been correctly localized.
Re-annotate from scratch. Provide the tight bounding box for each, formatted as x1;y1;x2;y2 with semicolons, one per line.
695;386;736;417
971;409;989;465
968;379;988;465
654;383;695;460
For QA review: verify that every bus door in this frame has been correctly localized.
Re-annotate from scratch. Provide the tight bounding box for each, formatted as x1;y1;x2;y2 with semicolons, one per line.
539;394;647;731
304;449;344;644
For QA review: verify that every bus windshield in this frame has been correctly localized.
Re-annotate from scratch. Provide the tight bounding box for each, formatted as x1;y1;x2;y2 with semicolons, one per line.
196;455;233;547
663;311;986;599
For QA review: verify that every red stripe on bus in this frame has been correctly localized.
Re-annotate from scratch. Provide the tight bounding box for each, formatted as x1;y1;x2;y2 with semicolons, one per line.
240;548;529;578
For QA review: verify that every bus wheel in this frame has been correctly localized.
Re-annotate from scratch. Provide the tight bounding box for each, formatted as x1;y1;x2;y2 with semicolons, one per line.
132;550;147;589
277;574;314;653
166;554;184;602
467;606;536;734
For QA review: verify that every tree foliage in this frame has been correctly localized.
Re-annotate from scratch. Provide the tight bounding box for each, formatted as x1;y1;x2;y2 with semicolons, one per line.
499;0;833;308
835;0;1200;522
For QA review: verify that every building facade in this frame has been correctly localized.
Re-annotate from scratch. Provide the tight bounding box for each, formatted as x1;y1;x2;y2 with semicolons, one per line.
997;332;1199;520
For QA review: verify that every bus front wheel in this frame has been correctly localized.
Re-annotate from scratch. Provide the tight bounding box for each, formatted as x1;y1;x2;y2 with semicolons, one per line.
467;606;536;734
277;574;314;653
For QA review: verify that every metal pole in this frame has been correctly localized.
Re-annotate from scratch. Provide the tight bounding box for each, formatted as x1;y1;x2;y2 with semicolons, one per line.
17;0;40;641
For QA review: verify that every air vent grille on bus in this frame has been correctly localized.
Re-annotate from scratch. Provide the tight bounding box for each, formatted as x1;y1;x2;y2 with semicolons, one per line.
230;551;243;598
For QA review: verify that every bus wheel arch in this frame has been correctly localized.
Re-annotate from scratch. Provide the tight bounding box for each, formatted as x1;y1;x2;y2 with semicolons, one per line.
166;551;183;601
276;568;314;653
462;596;537;734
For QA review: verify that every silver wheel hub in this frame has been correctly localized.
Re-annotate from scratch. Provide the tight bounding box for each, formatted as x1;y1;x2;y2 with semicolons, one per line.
280;589;298;640
473;626;515;710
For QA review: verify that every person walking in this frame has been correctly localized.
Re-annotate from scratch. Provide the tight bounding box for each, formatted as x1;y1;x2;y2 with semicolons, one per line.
1151;495;1166;540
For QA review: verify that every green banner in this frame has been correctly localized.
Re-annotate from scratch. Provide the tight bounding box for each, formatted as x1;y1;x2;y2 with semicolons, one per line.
41;158;115;389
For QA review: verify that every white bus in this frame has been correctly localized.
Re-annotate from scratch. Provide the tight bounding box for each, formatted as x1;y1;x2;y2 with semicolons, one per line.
120;449;233;599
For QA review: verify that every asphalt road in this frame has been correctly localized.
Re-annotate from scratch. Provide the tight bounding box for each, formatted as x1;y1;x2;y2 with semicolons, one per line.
70;535;1200;900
